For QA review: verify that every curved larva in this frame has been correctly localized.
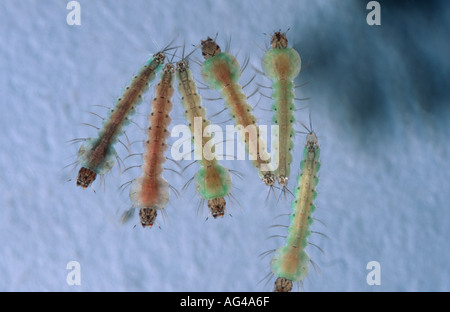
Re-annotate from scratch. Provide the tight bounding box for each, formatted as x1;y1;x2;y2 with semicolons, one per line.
262;31;301;187
128;63;175;228
200;37;275;186
76;52;166;188
271;131;320;292
176;58;232;218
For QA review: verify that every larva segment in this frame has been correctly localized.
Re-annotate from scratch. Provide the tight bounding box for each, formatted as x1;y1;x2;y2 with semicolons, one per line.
129;63;175;228
76;52;166;188
176;58;232;218
270;131;320;291
200;37;275;186
262;31;301;187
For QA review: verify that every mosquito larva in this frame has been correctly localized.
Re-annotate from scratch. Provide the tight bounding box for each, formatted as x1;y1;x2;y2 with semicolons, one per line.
176;54;232;218
270;129;320;292
200;36;275;186
262;30;301;187
128;63;175;228
76;51;166;189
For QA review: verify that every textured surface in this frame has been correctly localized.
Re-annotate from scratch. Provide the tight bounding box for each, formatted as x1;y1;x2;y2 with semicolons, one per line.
0;0;449;291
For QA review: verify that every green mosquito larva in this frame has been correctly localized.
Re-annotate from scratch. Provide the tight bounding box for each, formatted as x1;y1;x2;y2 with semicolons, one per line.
270;129;320;292
128;63;175;228
176;55;232;218
200;37;275;186
76;51;166;189
262;30;301;187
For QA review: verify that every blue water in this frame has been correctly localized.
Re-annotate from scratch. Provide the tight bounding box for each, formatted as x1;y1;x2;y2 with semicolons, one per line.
0;0;448;291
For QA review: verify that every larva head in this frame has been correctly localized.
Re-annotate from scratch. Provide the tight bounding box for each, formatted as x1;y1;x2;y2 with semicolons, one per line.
76;167;97;189
139;208;158;228
306;132;318;150
271;31;288;49
176;59;189;73
201;37;221;59
273;277;293;292
152;51;166;64
262;172;276;186
163;63;175;73
277;175;289;187
207;197;226;218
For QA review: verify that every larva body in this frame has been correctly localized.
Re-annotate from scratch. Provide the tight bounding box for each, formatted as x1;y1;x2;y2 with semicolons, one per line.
200;38;275;186
262;32;301;187
76;52;165;188
129;63;175;228
176;59;232;218
271;131;320;292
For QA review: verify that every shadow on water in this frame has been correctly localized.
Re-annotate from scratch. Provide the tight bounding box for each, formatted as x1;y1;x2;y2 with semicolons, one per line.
289;0;449;152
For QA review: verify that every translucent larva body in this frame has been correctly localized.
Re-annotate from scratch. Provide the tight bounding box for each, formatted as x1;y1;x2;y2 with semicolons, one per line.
262;32;301;187
129;63;175;228
176;59;232;218
200;38;275;186
271;131;320;292
76;52;165;188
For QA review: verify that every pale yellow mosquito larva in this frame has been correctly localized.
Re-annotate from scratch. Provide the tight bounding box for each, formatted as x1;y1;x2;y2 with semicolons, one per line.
176;53;232;218
271;129;320;292
200;36;275;186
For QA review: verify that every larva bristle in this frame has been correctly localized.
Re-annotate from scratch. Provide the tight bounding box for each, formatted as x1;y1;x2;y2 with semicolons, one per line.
76;167;97;189
273;277;293;292
139;207;158;228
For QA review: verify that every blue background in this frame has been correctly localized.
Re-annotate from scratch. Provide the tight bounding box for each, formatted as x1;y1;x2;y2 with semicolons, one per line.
0;0;448;291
